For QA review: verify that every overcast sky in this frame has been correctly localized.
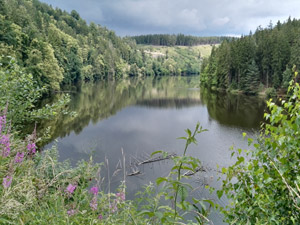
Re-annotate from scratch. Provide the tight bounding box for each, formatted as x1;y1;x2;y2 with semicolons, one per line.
40;0;300;37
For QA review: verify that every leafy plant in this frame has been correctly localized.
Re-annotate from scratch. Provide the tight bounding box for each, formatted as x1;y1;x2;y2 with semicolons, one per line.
0;56;70;130
137;123;213;224
218;73;300;224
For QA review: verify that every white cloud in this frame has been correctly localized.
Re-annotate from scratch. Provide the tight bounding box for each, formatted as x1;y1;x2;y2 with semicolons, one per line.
213;17;230;26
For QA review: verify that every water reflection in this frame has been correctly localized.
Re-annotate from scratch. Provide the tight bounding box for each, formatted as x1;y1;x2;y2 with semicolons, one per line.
40;76;265;146
200;88;265;129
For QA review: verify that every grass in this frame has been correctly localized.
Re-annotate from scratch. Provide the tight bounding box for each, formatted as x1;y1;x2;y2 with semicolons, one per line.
138;44;214;59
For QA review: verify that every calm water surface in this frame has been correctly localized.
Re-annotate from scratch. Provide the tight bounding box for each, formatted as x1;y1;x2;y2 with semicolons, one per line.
43;76;266;224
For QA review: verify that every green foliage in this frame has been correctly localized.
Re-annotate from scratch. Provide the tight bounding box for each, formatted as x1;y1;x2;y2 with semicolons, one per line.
0;0;203;93
265;87;277;98
218;76;300;224
0;56;69;129
282;67;293;89
136;123;212;224
201;18;300;93
132;34;235;46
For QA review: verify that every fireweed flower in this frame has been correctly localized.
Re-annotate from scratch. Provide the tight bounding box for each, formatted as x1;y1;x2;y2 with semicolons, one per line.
90;186;99;195
3;176;12;188
14;152;25;163
90;196;98;211
0;115;6;134
27;142;36;155
67;209;76;216
116;192;125;201
65;183;77;194
1;134;11;157
109;202;118;213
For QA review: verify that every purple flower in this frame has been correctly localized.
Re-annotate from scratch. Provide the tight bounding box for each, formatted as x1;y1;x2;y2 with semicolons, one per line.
90;196;98;211
27;142;36;155
14;152;25;163
98;214;103;220
3;176;12;188
67;209;76;216
0;134;10;157
0;115;6;134
109;203;118;213
116;192;125;201
65;184;77;194
90;186;99;195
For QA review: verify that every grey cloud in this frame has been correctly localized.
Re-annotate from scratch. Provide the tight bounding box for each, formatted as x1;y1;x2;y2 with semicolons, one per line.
40;0;300;36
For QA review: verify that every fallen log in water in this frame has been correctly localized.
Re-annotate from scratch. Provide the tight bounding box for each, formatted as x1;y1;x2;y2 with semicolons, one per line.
137;153;176;165
127;170;142;176
183;166;206;176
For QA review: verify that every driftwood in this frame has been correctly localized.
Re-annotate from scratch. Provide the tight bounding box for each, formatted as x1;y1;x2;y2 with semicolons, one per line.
127;170;142;176
126;153;176;176
183;166;206;176
137;153;176;166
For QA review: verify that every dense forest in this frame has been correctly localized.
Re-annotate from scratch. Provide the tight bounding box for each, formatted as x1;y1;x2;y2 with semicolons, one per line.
131;34;232;46
200;18;300;94
0;0;204;95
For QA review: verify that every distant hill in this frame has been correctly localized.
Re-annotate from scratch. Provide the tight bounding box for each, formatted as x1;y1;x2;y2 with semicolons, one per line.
131;34;235;46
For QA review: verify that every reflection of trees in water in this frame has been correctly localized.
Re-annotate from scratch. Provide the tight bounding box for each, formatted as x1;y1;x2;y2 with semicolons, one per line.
200;88;266;128
136;98;201;108
39;76;201;146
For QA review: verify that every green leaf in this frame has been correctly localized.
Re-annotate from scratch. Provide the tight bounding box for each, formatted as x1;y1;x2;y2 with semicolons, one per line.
156;177;168;186
151;150;163;156
222;167;227;174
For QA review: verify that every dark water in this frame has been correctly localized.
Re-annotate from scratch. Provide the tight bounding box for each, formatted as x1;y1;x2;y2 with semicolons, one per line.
43;76;266;224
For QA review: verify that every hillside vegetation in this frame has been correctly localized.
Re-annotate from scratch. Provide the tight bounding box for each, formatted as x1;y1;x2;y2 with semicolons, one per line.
200;18;300;95
135;44;213;75
0;0;210;96
131;34;233;46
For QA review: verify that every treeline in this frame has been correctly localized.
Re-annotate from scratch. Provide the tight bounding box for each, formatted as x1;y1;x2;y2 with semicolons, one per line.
0;0;201;94
200;18;300;94
0;0;136;91
132;34;232;46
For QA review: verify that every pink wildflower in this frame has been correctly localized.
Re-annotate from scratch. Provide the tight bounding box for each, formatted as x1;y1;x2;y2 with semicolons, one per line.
65;183;77;194
90;186;99;195
14;152;25;163
3;176;12;188
109;203;118;213
98;214;103;220
67;209;76;216
116;192;125;201
0;134;10;157
90;196;98;211
0;115;6;134
27;142;36;155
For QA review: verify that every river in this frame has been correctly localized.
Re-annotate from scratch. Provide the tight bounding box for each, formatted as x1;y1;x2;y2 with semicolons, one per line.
42;76;266;224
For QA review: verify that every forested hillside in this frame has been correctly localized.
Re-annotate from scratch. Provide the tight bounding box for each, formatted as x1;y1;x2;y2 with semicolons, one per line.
0;0;205;94
0;0;137;91
132;34;232;46
200;18;300;94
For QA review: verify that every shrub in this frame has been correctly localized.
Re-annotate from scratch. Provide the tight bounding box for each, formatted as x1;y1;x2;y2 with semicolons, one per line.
265;87;277;98
219;76;300;224
0;56;70;130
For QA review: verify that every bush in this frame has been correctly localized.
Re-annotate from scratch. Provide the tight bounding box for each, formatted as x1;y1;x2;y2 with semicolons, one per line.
0;56;70;130
265;87;277;98
219;75;300;224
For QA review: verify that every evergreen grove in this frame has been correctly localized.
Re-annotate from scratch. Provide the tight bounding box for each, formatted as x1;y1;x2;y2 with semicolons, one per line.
200;18;300;95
